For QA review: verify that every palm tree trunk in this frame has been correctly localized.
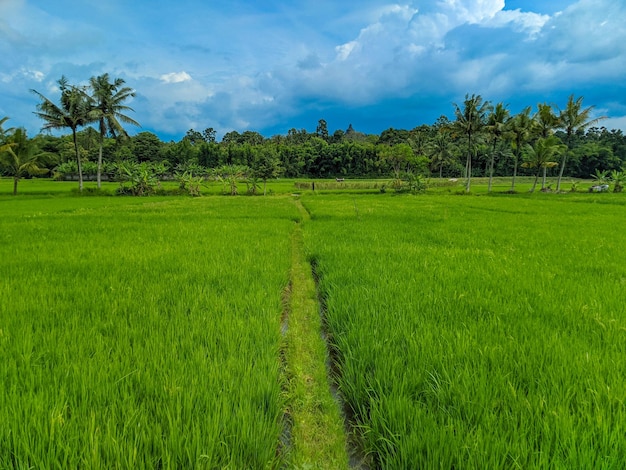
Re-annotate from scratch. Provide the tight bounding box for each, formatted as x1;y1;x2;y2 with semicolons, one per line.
556;152;568;192
72;128;84;192
542;166;547;190
530;172;538;193
465;154;472;192
97;139;103;189
13;177;18;196
465;135;472;193
488;153;495;192
488;138;499;193
511;148;519;192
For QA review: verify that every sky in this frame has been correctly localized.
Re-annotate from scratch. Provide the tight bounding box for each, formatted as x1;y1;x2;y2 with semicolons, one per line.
1;0;625;141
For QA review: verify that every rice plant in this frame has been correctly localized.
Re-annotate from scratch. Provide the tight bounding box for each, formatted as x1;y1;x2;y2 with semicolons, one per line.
0;196;297;468
303;193;626;468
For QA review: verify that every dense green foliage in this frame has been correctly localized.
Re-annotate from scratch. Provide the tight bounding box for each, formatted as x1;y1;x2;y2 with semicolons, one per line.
62;119;625;181
5;119;623;194
303;193;626;468
3;87;626;192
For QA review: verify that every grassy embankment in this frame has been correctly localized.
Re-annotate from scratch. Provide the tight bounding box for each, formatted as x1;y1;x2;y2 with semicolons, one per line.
282;199;350;468
303;193;626;468
0;175;602;198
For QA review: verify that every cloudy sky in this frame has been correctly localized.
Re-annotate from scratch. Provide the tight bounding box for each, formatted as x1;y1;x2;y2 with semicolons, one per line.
1;0;625;141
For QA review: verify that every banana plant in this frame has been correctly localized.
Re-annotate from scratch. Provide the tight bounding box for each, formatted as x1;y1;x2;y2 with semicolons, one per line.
610;170;625;193
590;169;609;185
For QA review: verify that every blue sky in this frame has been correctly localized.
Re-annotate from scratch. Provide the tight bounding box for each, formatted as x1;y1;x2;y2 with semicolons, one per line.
1;0;625;141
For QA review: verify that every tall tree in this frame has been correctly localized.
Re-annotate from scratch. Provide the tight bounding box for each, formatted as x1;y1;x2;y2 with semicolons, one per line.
32;76;91;191
485;102;510;192
533;103;560;139
0;116;15;141
0;128;47;195
452;94;491;192
507;107;533;192
378;143;415;181
132;131;163;162
556;95;606;192
316;119;329;142
430;130;453;178
0;117;16;162
89;73;139;188
184;128;204;145
0;117;14;153
251;145;282;195
521;136;566;193
203;127;217;143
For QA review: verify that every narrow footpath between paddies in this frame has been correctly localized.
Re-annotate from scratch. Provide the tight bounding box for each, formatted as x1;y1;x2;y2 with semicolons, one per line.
281;198;350;469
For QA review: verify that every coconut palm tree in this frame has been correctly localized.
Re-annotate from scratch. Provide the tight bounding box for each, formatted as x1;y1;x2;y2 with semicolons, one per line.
521;136;566;193
485;102;510;192
88;74;140;188
533;103;560;139
0;116;14;140
429;130;453;178
32;76;91;191
0;128;47;195
452;94;491;192
0;117;14;152
0;117;16;164
556;95;606;192
507;107;533;192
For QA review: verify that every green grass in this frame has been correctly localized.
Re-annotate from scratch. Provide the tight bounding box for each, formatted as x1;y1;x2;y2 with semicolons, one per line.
1;175;610;199
0;195;298;468
281;200;349;469
303;193;626;468
2;178;625;468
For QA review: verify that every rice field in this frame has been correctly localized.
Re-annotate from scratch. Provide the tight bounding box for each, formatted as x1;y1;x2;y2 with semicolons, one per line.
2;179;625;468
0;195;298;468
303;192;626;468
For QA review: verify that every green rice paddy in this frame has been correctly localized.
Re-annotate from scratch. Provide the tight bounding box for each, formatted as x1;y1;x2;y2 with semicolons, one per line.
0;194;296;468
1;178;625;468
303;193;626;468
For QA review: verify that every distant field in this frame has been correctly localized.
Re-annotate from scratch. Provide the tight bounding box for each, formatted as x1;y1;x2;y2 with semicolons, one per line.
0;175;602;197
303;193;626;468
1;179;624;468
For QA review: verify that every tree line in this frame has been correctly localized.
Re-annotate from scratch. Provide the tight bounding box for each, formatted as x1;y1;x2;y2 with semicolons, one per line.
1;75;626;195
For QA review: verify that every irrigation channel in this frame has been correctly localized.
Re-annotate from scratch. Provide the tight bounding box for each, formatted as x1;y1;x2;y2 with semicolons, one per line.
281;198;369;469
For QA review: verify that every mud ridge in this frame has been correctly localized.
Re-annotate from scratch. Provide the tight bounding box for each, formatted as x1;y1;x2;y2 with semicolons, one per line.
309;258;372;470
278;279;292;462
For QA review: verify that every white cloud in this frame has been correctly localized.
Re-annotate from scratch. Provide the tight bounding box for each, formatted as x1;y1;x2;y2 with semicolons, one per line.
335;41;358;60
602;116;626;132
24;68;44;82
288;0;626;106
159;71;192;83
488;9;550;36
0;67;45;84
438;0;505;24
540;0;626;64
2;0;626;138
